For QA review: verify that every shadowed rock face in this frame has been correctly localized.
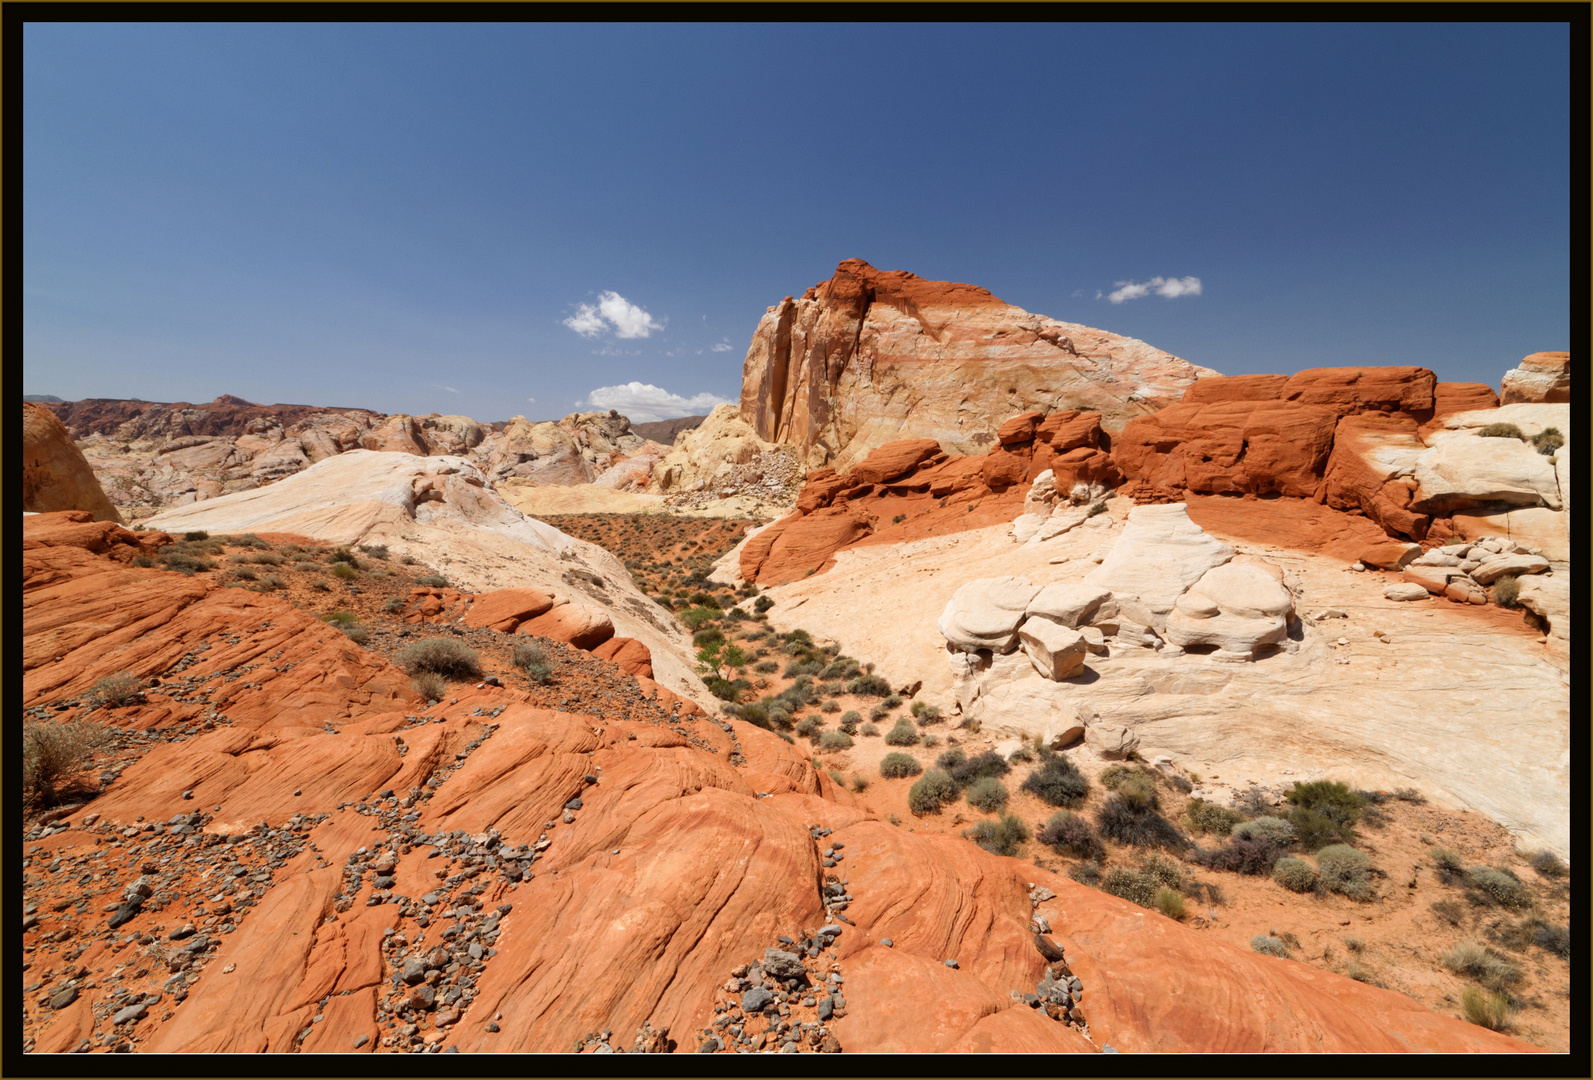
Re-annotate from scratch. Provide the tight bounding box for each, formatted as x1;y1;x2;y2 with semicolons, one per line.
739;259;1219;471
16;510;1548;1056
23;403;123;523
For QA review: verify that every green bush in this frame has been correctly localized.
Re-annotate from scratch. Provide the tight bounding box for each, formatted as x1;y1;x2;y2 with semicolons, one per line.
820;699;841;714
934;747;966;774
323;610;360;626
1529;850;1567;879
1087;501;1107;518
340;624;369;645
964;776;1009;813
785;657;825;678
693;627;725;647
859;723;879;737
92;671;145;708
1114;773;1158;810
1466;866;1532;908
514;641;554;684
358;543;389;560
331;562;360;580
880;752;922;779
1285;780;1365;850
383;595;405;612
1154;887;1187;920
1231;816;1297;848
850;773;869;793
393;637;481;679
411;671;446;702
1460;986;1512;1031
1251;935;1291;959
820;657;861;680
753;595;774;613
884;719;920;746
161;552;216;574
23;720;109;809
818;729;853;753
1316;845;1377;901
1490;575;1521;608
1185;798;1246;836
846;673;892;697
1477;422;1524;440
1272;857;1318;892
1531;922;1569;959
1444;941;1523;992
1037;811;1104;861
907;770;959;816
183;530;210;541
1102;866;1160;908
1099;764;1142;790
679;607;719;630
782;629;812;648
1021;755;1089;807
293;560;322;572
1097;797;1188;851
1530;427;1564;455
794;717;820;739
1430;846;1466;879
839;710;862;726
965;812;1029;856
950;752;1009;789
1069;861;1102;887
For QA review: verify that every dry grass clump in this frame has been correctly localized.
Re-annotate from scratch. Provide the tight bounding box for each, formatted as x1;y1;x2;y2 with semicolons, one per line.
394;636;480;679
24;720;110;809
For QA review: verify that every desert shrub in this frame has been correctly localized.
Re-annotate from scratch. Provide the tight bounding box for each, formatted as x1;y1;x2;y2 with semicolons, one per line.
1459;986;1512;1031
859;723;879;737
1443;941;1523;992
765;706;793;729
879;752;922;779
1430;846;1465;880
1285;780;1364;850
679;607;719;631
329;547;360;565
161;552;215;574
1251;935;1291;959
1069;861;1102;887
512;641;548;670
1098;764;1142;791
1529;850;1567;879
881;693;902;709
753;595;774;613
913;703;943;725
1038;812;1104;861
22;720;108;808
340;624;369;645
964;776;1009;813
1466;866;1532;908
753;660;778;674
868;703;892;722
884;719;920;746
358;543;389;560
785;657;825;678
1087;501;1107;518
1184;798;1245;835
383;595;405;613
845;673;892;697
1102;866;1160;908
1316;845;1377;901
1191;837;1288;876
1113;773;1159;811
922;733;941;748
891;514;906;524
1233;785;1273;816
1272;857;1318;892
965;812;1029;856
1231;816;1297;849
950;750;1009;788
330;562;360;580
1392;787;1426;803
820;699;840;714
1477;422;1524;440
693;627;725;648
706;677;747;702
1096;797;1188;851
254;574;284;592
323;611;359;626
1530;427;1563;455
293;560;322;572
738;702;771;728
310;580;330;592
1154;888;1187;920
935;748;967;774
1006;745;1034;764
132;555;156;568
411;671;446;702
183;530;210;541
1021;755;1089;808
839;709;862;727
779;628;812;648
393;637;480;679
818;729;852;752
93;671;145;708
850;773;869;793
1531;922;1569;959
1491;575;1521;608
907;770;959;816
1430;898;1466;926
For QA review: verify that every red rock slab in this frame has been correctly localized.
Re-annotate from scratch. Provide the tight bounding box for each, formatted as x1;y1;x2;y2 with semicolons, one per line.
446;785;827;1053
417;705;600;842
1116;401;1340;499
918;454;991;499
1181;492;1392;564
297;985;379;1053
746;505;873;587
947;1003;1100;1053
1181;372;1291;404
1279;365;1436;416
634;675;705;717
846;438;944;485
1322;412;1431;540
515;603;615;651
980;445;1031;491
734;721;823;794
589;636;654;679
1035;409;1106;452
22;509;169;559
459;587;555;631
995;412;1044;447
1048;877;1536;1053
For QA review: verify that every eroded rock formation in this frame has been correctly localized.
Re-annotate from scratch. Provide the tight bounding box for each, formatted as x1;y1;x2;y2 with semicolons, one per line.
22;402;123;523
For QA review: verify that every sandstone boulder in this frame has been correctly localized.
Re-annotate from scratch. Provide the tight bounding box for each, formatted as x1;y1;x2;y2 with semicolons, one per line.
966;678;1086;747
1443;577;1487;605
1401;565;1457;595
1164;561;1293;660
1516;576;1569;665
1180;373;1290;404
22;403;123;523
1412;432;1562;512
1357;542;1422;571
1278;366;1436;416
1468;554;1551;586
359;414;431;455
516;603;616;651
1383;584;1431;602
739;259;1217;470
937;577;1041;654
460;588;557;632
1114;400;1340;500
1086;722;1141;759
1446;506;1569;564
1017;619;1088;681
1322;413;1430;540
1025;583;1112;628
590;636;654;679
1500;351;1570;405
1084;503;1234;621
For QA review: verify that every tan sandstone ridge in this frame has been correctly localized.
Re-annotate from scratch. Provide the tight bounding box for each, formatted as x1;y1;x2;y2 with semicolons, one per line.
138;450;708;703
739;259;1220;471
23;402;123;523
1500;351;1570;405
20;513;1535;1055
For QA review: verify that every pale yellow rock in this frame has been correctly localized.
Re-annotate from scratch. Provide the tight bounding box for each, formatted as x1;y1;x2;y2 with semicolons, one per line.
1083;503;1234;621
1018;618;1088;681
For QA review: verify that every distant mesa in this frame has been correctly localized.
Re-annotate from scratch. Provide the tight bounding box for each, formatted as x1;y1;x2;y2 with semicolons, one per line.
631;414;708;445
23;394;64;402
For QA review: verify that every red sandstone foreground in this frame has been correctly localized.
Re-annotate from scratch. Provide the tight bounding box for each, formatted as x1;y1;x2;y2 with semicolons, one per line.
20;512;1535;1054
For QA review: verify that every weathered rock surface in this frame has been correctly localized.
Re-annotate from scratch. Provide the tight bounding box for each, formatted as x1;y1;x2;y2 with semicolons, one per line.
1083;504;1234;621
1164;560;1294;660
1111;400;1341;500
1017;618;1088;680
739;259;1217;471
1499;351;1570;405
937;578;1041;654
23;403;123;523
1516;576;1569;664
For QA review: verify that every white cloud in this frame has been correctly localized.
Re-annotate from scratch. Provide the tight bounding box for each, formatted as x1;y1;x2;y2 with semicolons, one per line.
711;341;733;353
444;386;459;394
580;381;733;423
526;397;536;404
1107;276;1203;304
564;290;663;339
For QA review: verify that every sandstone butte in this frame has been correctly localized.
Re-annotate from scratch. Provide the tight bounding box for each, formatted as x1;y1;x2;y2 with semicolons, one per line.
20;511;1535;1055
23;401;123;523
738;258;1221;472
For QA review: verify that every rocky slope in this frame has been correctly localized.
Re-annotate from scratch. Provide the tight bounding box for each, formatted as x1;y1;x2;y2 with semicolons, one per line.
20;512;1538;1055
739;259;1219;471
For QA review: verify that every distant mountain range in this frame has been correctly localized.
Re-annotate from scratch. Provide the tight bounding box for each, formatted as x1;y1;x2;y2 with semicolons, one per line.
23;394;65;402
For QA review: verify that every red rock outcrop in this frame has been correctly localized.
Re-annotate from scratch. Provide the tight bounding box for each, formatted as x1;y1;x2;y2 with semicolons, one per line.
590;637;654;679
1115;401;1341;500
1499;351;1570;404
739;259;1218;470
23;403;124;523
514;604;616;651
458;588;557;632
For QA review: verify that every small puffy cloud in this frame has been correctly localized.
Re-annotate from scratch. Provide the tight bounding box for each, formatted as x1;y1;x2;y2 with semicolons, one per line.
526;397;536;404
711;341;733;353
444;386;459;394
564;291;664;339
581;381;733;423
1107;276;1202;304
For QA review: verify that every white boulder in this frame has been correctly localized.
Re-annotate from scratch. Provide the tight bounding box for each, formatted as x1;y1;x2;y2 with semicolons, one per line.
966;678;1086;748
1469;553;1551;586
1018;618;1088;681
1384;583;1431;602
1026;583;1112;628
937;576;1041;653
1085;722;1141;759
1084;503;1234;620
1412;431;1563;512
1163;560;1294;660
1516;576;1569;665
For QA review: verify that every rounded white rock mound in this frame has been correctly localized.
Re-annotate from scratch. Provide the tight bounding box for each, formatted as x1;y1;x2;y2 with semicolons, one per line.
1164;560;1295;661
937;576;1041;654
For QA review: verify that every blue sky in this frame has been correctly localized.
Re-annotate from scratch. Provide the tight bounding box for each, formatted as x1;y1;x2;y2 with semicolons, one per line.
24;22;1570;423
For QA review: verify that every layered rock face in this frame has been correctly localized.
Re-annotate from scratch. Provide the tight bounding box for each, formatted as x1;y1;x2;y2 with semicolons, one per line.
1500;351;1570;404
21;514;1539;1056
645;404;805;513
22;402;123;523
739;259;1219;471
